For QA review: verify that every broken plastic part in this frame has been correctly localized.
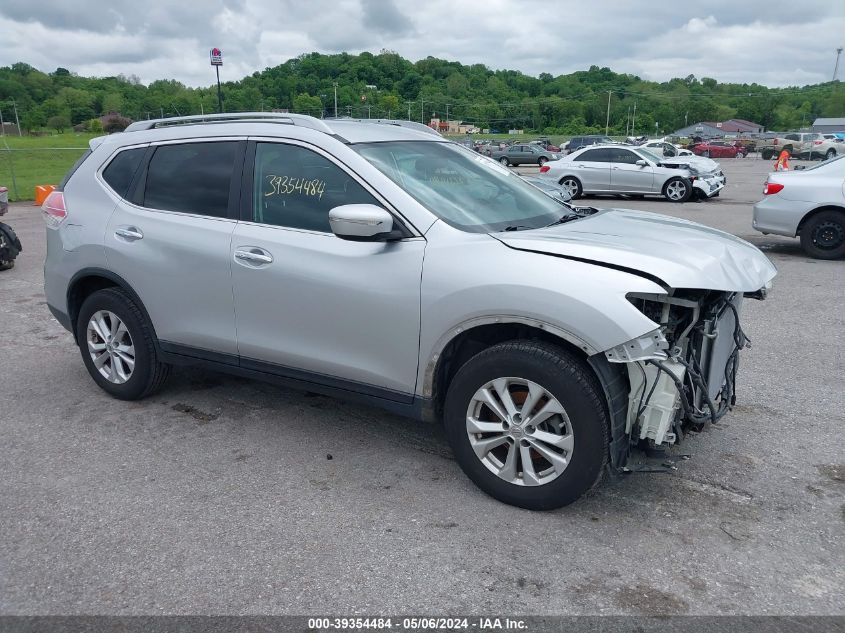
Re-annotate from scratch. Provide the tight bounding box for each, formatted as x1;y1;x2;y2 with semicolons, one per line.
605;329;669;363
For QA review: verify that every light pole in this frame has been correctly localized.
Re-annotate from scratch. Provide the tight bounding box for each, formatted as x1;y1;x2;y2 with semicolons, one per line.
834;47;844;81
420;98;425;124
333;82;338;118
631;101;637;137
406;101;413;120
445;103;451;129
10;99;21;136
605;90;612;136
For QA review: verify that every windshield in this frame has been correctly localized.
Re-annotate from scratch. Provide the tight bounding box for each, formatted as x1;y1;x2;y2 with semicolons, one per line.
353;141;566;232
638;148;664;163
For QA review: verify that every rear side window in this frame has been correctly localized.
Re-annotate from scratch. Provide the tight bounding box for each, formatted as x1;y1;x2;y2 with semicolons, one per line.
577;148;611;162
144;142;237;217
102;148;146;198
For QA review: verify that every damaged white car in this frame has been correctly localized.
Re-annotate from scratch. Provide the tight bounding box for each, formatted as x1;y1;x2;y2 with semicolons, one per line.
540;143;725;202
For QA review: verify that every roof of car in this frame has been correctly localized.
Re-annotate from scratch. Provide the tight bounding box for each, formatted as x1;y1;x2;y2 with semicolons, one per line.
117;113;441;147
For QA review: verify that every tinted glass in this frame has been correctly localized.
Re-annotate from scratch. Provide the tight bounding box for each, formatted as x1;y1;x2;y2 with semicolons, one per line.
578;148;611;162
608;149;639;164
254;143;377;232
102;148;146;198
355;141;568;233
144;142;237;217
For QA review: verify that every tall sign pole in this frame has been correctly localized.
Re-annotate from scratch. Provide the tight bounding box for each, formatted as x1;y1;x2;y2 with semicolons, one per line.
210;48;224;113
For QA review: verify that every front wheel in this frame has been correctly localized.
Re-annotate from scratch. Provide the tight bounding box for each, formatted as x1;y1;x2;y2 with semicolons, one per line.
663;177;692;202
800;210;845;260
76;287;171;400
443;341;609;510
499;157;510;166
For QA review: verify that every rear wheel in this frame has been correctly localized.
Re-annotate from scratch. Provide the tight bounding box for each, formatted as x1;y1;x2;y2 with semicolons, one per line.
663;177;692;202
76;288;171;400
443;341;608;510
826;148;837;160
538;157;548;166
800;210;845;260
500;157;510;166
559;176;583;199
761;149;774;160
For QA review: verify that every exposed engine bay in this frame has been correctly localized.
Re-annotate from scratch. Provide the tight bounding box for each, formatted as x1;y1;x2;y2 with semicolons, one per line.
606;289;758;448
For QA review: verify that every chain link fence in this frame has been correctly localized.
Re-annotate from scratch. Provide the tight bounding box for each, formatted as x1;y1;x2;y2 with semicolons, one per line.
0;145;88;202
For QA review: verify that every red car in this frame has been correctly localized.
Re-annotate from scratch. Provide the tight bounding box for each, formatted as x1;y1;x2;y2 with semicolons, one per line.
691;140;747;158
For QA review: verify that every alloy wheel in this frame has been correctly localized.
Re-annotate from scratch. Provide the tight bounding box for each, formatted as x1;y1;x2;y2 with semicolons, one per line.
465;377;574;486
666;180;688;201
561;179;579;197
86;310;135;384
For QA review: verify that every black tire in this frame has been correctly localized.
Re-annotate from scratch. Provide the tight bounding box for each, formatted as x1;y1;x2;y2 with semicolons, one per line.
443;340;609;510
826;149;837;160
800;210;845;260
559;176;583;199
499;156;510;166
76;287;171;400
761;149;774;160
662;176;692;203
538;157;548;166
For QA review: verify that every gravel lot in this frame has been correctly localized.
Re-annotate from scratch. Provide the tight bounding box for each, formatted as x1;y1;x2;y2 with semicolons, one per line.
1;157;843;616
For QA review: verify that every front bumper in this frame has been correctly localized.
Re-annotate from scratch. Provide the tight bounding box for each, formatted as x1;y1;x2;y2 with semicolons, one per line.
692;175;725;198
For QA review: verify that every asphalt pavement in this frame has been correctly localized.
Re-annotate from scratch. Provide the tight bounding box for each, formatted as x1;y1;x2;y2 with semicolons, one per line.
0;157;843;615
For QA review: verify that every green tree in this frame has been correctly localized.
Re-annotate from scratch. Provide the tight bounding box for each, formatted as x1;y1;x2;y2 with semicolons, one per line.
292;93;323;115
47;114;70;132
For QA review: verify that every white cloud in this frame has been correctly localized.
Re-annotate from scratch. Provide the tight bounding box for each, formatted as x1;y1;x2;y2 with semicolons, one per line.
0;0;843;87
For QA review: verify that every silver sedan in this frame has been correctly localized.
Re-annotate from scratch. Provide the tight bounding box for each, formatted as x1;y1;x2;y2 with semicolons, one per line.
539;143;724;203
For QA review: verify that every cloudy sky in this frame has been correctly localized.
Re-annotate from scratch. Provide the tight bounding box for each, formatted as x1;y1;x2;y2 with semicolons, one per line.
2;0;844;88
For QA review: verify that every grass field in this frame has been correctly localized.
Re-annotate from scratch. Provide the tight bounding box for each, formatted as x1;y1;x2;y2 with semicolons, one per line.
0;133;98;201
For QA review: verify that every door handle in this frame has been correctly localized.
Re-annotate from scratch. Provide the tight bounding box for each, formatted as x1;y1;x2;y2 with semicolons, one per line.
114;226;143;241
234;247;274;266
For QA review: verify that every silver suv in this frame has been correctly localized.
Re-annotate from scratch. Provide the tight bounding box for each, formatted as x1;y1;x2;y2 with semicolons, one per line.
43;113;776;510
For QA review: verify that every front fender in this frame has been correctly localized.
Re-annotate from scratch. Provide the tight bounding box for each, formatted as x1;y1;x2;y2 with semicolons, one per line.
415;224;664;397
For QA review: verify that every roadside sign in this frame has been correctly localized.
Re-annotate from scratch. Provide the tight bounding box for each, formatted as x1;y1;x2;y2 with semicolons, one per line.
210;48;223;66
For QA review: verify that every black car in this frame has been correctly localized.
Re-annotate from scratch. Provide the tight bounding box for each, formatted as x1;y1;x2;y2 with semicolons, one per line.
566;135;614;153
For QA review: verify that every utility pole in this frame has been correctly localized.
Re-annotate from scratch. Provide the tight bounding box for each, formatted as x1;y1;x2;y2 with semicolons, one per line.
406;101;412;120
11;99;21;136
631;101;637;137
625;105;631;137
160;107;164;118
333;82;338;118
0;107;5;136
834;47;844;81
445;103;451;128
420;98;425;124
605;90;612;136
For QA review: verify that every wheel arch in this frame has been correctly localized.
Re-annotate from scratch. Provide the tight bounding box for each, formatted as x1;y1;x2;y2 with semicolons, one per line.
420;317;599;423
66;268;159;346
796;205;845;236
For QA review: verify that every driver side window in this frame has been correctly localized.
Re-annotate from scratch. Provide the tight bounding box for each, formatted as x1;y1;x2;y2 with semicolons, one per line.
253;143;378;232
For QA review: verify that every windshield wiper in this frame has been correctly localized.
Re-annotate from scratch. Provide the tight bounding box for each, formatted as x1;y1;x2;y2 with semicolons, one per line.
503;225;533;232
544;213;582;227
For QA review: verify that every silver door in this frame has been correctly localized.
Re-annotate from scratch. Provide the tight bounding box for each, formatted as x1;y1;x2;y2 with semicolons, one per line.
102;140;241;355
609;148;655;192
231;140;425;399
569;148;612;192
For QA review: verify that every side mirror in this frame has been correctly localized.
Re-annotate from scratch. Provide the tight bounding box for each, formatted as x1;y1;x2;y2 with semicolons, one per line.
635;159;648;167
329;204;401;241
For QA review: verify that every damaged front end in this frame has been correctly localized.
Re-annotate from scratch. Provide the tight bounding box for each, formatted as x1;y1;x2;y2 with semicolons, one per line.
660;161;724;199
602;287;767;466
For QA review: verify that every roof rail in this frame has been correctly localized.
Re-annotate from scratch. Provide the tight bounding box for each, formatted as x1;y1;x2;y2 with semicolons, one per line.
325;117;442;137
124;112;335;135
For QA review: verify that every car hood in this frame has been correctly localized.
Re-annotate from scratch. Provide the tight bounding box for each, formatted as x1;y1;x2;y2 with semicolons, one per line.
494;208;776;292
660;155;720;173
